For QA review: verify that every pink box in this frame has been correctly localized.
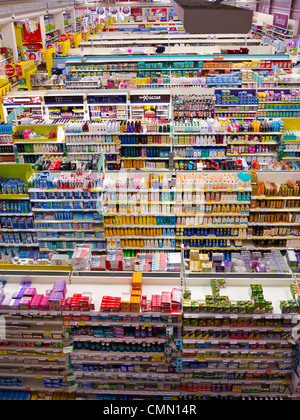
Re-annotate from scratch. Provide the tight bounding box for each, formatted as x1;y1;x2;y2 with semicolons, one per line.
29;294;44;310
39;296;50;311
24;287;37;297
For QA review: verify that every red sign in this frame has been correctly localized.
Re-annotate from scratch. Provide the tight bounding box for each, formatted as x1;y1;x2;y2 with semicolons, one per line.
15;65;23;77
59;34;68;42
27;52;37;61
3;64;15;77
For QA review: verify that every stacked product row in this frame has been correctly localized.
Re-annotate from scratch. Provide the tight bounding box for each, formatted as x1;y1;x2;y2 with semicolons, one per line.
1;277;300;400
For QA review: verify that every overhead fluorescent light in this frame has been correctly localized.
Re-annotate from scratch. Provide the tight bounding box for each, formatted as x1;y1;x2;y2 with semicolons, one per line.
170;0;253;34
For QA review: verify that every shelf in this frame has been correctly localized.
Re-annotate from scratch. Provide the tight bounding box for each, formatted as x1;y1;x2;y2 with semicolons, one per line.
0;194;29;200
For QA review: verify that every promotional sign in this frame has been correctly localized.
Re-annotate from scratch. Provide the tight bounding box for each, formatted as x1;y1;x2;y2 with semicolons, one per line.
109;7;118;17
98;7;106;20
68;34;74;44
3;64;16;77
44;95;84;105
130;94;170;103
87;94;127;104
3;96;42;106
25;51;45;62
273;12;289;30
120;6;131;17
7;105;25;124
59;34;68;42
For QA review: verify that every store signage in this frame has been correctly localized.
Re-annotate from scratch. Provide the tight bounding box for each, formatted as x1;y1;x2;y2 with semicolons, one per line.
120;6;131;16
130;94;170;103
68;34;74;44
273;12;289;30
3;64;15;77
109;7;118;16
98;7;106;17
87;94;127;104
60;34;68;42
25;51;45;62
44;95;84;105
3;96;42;106
7;105;25;124
272;63;280;74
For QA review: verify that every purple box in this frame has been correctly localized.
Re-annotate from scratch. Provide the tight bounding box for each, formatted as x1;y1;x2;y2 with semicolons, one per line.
13;281;32;299
48;291;63;311
52;280;67;298
13;287;26;300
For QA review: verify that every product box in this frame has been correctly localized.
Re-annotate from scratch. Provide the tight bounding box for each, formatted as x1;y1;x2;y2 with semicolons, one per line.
48;292;63;311
161;291;171;313
130;295;140;313
19;296;32;310
171;288;183;311
51;254;69;266
9;298;21;310
39;296;50;311
100;296;121;312
29;294;44;310
105;250;123;271
0;293;13;309
122;257;136;271
72;244;92;271
151;294;161;312
52;280;67;298
120;293;131;312
24;287;37;297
